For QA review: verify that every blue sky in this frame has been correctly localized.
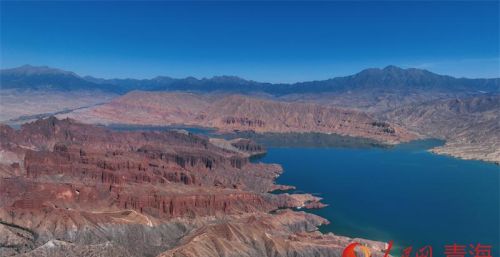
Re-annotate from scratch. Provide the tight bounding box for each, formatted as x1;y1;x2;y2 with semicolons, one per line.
1;1;498;82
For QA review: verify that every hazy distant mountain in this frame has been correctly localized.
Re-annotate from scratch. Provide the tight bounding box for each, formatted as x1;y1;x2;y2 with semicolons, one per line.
82;74;270;93
286;65;499;94
0;65;116;92
1;64;498;94
82;65;499;94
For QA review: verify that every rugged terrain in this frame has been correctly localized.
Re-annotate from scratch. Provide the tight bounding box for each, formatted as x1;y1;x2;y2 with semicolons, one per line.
0;117;389;257
383;94;500;164
63;91;416;144
0;89;116;123
1;64;498;163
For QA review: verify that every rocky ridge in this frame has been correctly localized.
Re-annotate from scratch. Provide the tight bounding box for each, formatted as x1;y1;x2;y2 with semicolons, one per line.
0;117;389;257
383;94;500;164
64;91;417;144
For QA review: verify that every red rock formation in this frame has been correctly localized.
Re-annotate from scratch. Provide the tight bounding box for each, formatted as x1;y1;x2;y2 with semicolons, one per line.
0;117;389;257
65;92;418;143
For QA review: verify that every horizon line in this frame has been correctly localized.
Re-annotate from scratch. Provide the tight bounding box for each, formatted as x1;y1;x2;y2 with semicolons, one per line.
1;63;500;83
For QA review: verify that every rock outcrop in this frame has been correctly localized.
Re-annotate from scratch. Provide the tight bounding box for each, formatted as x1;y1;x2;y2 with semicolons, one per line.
383;94;500;163
0;117;389;257
63;92;417;144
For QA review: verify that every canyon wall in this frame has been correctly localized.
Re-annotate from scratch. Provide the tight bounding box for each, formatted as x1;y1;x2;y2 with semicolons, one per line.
0;117;389;257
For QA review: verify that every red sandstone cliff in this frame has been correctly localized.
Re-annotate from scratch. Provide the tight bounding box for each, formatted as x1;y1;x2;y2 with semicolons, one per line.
0;117;390;257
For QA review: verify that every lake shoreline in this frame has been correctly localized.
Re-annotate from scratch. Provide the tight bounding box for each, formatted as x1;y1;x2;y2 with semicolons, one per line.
103;123;498;165
259;140;499;257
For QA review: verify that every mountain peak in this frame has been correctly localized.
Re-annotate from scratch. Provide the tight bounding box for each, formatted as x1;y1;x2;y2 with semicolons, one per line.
209;75;249;83
383;65;404;72
151;75;175;82
355;65;432;78
1;65;77;77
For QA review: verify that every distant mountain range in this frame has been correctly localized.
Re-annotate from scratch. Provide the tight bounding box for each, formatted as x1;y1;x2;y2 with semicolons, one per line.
0;65;110;92
1;64;498;94
1;64;499;163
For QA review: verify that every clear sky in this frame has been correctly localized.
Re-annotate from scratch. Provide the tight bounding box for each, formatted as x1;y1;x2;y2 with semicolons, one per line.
1;1;499;82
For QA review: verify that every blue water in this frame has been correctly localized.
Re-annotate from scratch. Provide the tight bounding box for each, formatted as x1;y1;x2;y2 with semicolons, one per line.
259;139;499;257
108;125;499;256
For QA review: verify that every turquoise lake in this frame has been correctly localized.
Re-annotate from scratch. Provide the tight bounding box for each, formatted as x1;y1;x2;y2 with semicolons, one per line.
257;139;499;257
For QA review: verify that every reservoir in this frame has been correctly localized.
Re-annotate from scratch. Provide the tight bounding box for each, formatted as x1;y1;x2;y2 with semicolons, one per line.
258;139;499;257
108;125;499;257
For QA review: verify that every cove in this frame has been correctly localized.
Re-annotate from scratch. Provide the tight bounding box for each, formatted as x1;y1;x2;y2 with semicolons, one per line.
258;139;499;257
